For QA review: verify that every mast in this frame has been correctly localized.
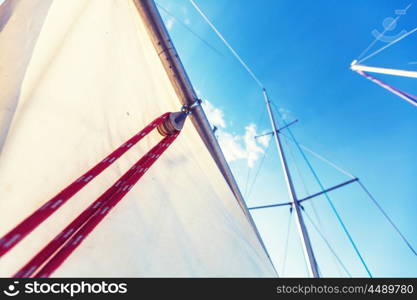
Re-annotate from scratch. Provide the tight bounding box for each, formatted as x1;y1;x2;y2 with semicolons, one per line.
262;88;320;278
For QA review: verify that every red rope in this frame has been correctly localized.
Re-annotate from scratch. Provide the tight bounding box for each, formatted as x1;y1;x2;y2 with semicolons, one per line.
0;113;177;276
16;133;178;278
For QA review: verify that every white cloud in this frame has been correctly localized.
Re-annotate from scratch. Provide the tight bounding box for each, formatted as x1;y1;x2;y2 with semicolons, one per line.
202;100;226;128
278;107;292;121
257;134;271;148
159;4;189;31
202;101;270;168
243;124;265;168
166;17;175;31
217;131;246;163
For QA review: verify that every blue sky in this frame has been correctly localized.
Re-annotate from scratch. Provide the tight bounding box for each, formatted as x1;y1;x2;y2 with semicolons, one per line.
157;0;417;277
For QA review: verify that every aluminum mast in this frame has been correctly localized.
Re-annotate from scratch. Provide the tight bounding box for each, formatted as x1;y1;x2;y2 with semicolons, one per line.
262;88;320;278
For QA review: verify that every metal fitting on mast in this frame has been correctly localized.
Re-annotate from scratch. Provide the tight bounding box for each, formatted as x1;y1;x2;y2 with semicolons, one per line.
181;98;202;114
157;99;201;136
157;111;187;136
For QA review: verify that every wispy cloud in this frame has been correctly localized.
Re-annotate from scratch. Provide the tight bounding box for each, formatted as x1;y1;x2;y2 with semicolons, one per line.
181;6;190;25
278;107;292;121
166;16;175;31
257;133;271;148
202;100;226;128
217;131;247;162
243;124;266;168
202;100;270;168
167;5;190;28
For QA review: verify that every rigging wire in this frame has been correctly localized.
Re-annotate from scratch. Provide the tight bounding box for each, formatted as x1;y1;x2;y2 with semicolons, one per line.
189;0;264;89
189;0;379;277
188;0;271;200
268;109;356;180
244;105;267;198
274;107;373;277
243;162;252;198
292;139;373;277
155;2;224;57
293;142;356;179
281;208;293;276
279;126;321;277
283;131;311;196
357;180;417;257
246;141;272;201
357;26;417;64
303;210;352;277
277;114;416;258
285;125;349;276
278;132;356;179
281;121;323;227
273;106;342;277
356;4;412;61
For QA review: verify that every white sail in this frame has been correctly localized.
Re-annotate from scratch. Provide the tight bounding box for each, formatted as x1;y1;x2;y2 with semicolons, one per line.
0;0;276;277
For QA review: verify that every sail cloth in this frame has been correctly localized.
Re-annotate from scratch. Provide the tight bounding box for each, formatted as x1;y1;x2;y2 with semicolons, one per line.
0;0;276;277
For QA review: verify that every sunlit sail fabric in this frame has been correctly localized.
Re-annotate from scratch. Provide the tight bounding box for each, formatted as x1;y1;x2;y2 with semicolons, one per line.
0;0;276;277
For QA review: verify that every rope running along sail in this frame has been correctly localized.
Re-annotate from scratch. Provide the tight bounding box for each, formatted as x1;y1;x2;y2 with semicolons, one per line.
1;111;188;277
